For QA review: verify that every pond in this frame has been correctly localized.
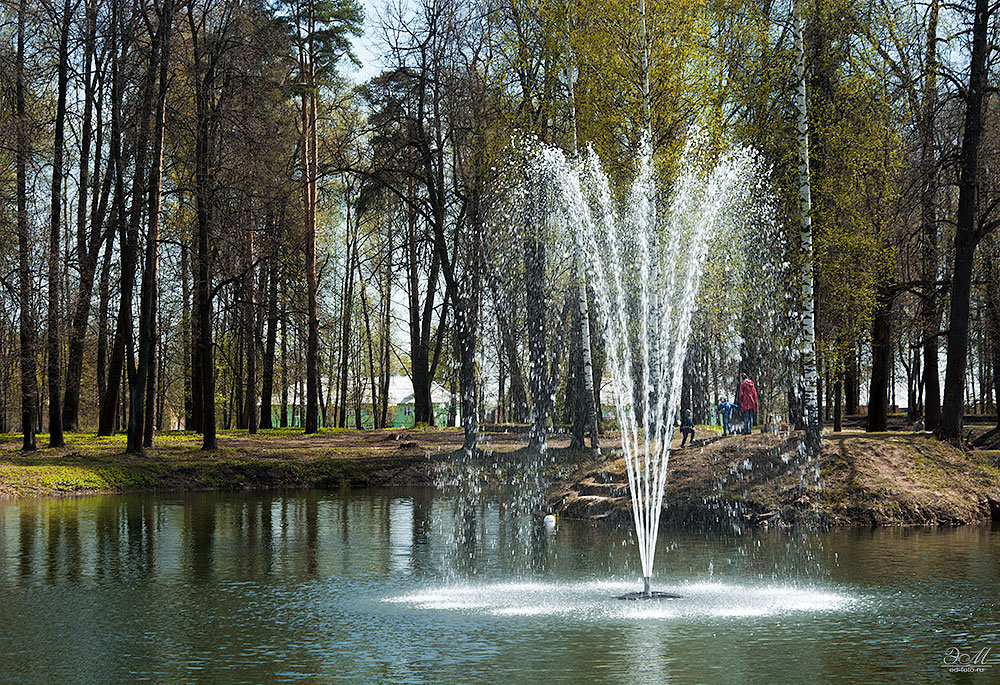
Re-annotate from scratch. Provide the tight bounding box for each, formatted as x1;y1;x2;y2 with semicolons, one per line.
0;488;997;683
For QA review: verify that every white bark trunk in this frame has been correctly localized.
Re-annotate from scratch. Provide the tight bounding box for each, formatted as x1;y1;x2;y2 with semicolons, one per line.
795;3;821;456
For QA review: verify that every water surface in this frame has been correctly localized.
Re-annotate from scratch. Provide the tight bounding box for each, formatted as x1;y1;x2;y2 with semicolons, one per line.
0;489;997;683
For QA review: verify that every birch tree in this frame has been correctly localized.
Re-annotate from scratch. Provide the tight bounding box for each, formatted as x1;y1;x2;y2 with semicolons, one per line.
795;0;821;456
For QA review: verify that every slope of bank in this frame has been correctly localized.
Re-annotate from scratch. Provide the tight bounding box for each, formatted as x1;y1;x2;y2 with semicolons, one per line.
5;429;999;528
0;428;505;499
551;431;1000;526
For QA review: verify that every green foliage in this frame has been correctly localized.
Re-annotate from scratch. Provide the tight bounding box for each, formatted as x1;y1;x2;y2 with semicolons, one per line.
278;0;364;76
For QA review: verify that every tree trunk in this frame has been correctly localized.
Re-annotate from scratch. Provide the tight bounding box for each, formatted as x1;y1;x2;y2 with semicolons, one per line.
63;0;110;431
575;261;598;451
338;203;356;428
867;291;892;432
564;23;597;451
817;354;825;424
156;332;166;430
795;3;820;455
260;257;278;430
243;201;257;435
15;0;36;451
457;313;478;455
97;0;125;423
95;223;113;405
189;6;216;449
525;231;549;452
985;245;1000;429
844;347;858;415
46;0;73;448
181;227;193;429
233;330;245;430
379;245;392;428
569;302;585;449
919;0;942;431
833;372;843;432
129;0;174;452
190;243;203;433
142;307;157;446
939;0;991;443
502;324;529;422
280;280;288;428
406;176;439;427
302;50;319;435
360;267;378;430
101;4;160;437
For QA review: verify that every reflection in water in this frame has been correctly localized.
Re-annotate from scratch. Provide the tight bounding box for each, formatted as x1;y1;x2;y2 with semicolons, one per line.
305;493;318;577
18;506;34;579
0;490;997;684
389;498;414;574
624;623;672;684
184;495;215;582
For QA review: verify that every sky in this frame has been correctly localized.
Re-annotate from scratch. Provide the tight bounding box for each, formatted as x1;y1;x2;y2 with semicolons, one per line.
345;0;388;84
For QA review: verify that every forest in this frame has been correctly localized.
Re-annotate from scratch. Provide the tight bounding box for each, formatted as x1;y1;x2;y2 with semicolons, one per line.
0;0;998;455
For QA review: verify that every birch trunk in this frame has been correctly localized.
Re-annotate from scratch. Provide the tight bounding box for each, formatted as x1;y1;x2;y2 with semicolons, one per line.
795;3;821;456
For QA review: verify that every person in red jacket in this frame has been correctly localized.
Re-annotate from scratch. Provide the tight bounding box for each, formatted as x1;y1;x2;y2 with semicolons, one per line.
738;373;759;434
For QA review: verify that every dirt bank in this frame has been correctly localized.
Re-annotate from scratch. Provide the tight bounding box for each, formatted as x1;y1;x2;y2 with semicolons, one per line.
551;430;1000;527
4;428;999;528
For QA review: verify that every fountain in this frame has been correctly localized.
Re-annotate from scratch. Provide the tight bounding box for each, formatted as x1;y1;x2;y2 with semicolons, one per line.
532;130;767;598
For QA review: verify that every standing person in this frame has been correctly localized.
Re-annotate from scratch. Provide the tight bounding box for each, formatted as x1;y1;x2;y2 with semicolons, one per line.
679;409;695;447
738;373;759;434
717;398;736;436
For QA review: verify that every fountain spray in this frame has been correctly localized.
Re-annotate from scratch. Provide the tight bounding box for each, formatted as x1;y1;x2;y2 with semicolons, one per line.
533;130;763;598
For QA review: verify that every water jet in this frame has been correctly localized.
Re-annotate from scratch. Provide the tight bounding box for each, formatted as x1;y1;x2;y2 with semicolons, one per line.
531;130;765;597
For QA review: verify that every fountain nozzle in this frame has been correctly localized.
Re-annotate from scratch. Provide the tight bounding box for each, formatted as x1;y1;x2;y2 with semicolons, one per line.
614;576;681;601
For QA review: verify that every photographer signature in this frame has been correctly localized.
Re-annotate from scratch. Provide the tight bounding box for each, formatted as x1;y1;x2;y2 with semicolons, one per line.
943;647;996;673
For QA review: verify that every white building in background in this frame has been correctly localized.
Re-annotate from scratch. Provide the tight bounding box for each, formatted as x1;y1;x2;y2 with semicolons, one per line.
271;375;457;428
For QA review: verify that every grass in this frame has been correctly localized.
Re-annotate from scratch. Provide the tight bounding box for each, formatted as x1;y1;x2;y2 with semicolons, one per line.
0;428;442;498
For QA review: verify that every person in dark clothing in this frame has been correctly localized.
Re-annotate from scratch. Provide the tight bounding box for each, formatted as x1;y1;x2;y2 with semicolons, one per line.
679;409;695;447
717;399;737;436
